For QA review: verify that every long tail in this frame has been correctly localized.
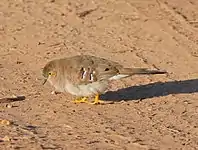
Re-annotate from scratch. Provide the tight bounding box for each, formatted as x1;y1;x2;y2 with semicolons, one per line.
120;68;167;75
109;68;167;80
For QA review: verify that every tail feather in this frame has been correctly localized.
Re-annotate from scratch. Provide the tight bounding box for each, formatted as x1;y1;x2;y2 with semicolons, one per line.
120;68;167;75
109;68;167;80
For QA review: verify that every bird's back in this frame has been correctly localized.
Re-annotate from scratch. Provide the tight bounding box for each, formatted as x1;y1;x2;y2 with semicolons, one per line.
56;55;121;85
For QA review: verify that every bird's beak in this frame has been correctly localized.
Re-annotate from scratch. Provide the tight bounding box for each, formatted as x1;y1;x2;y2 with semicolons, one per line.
42;78;47;85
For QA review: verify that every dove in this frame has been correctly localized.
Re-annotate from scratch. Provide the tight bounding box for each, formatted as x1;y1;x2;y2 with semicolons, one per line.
42;55;167;104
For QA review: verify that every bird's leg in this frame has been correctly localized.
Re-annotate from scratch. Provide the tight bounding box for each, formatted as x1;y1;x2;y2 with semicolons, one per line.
73;97;89;103
90;94;105;105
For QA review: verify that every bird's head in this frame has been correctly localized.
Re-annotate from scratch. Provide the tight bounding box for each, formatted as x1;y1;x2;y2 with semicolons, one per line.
42;61;57;85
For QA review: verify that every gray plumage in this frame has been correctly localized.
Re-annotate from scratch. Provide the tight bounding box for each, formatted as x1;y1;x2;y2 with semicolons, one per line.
42;55;167;104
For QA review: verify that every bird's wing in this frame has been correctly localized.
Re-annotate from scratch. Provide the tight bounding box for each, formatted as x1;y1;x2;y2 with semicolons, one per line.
59;55;122;85
57;55;167;85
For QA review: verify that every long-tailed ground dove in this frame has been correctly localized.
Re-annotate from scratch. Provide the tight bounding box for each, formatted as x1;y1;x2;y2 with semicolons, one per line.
42;55;167;104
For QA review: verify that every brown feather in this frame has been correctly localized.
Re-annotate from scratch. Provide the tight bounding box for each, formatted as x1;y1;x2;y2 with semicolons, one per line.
119;68;167;75
43;55;167;84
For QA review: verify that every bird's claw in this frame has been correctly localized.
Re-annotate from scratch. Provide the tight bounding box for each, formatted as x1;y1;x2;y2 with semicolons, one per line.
73;97;89;104
90;99;105;105
90;94;105;105
72;95;105;105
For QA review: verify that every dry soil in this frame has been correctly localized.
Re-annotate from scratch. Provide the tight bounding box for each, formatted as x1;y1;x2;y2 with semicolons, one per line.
0;0;198;149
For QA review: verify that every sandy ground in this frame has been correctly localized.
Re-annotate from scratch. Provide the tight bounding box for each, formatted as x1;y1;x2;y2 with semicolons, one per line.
0;0;198;149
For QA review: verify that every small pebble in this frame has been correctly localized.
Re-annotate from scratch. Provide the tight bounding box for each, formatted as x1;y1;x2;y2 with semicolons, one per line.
0;119;11;125
6;104;12;108
2;136;11;141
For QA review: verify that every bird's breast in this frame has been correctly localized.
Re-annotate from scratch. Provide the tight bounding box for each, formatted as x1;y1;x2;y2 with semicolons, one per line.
64;81;109;97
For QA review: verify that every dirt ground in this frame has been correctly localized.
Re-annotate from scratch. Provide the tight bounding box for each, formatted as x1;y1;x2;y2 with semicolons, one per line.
0;0;198;149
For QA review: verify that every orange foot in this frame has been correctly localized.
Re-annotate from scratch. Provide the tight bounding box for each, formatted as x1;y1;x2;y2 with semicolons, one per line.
90;94;105;105
73;97;89;104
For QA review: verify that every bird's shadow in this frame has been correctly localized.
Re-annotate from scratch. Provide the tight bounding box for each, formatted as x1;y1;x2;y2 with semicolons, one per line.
101;79;198;101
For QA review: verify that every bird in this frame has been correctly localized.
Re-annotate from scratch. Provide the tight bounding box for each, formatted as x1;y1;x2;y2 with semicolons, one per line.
42;55;167;105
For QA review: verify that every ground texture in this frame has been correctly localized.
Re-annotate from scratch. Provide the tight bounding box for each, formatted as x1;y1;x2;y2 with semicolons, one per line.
0;0;198;149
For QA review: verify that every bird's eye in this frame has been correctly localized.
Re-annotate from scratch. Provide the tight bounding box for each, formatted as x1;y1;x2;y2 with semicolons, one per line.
48;72;52;76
